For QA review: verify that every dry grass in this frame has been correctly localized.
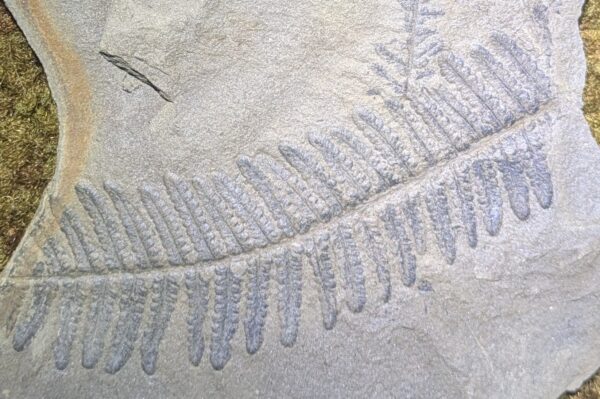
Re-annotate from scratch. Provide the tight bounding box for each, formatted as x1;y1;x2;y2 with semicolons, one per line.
0;1;58;268
564;374;600;399
582;0;600;144
0;0;599;396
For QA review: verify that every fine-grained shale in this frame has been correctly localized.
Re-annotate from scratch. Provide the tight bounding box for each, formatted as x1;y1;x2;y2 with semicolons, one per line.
3;27;556;373
1;1;599;398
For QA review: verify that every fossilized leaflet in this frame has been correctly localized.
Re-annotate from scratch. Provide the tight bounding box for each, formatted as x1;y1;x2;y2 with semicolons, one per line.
1;1;599;398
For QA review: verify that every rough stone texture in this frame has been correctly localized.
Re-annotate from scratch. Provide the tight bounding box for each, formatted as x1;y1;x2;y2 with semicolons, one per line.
0;0;599;398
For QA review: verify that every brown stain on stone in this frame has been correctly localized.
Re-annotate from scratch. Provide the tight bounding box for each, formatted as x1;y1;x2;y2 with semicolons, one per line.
17;1;93;229
23;0;93;201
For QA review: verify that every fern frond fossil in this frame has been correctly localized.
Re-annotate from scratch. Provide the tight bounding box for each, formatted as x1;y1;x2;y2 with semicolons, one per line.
373;0;444;95
0;25;556;375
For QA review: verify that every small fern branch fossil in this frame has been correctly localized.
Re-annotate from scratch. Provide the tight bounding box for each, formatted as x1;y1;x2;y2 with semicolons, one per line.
185;270;209;367
373;0;444;94
210;265;242;370
307;233;338;329
243;257;270;354
53;281;84;370
334;223;367;313
12;263;56;352
275;246;304;347
82;278;117;369
105;181;162;269
140;274;179;375
104;277;148;375
76;182;132;271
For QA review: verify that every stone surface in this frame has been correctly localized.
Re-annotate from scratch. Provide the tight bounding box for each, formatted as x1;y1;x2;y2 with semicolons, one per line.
1;0;599;397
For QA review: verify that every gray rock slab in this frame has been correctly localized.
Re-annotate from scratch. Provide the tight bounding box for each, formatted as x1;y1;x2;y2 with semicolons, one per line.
1;0;599;397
